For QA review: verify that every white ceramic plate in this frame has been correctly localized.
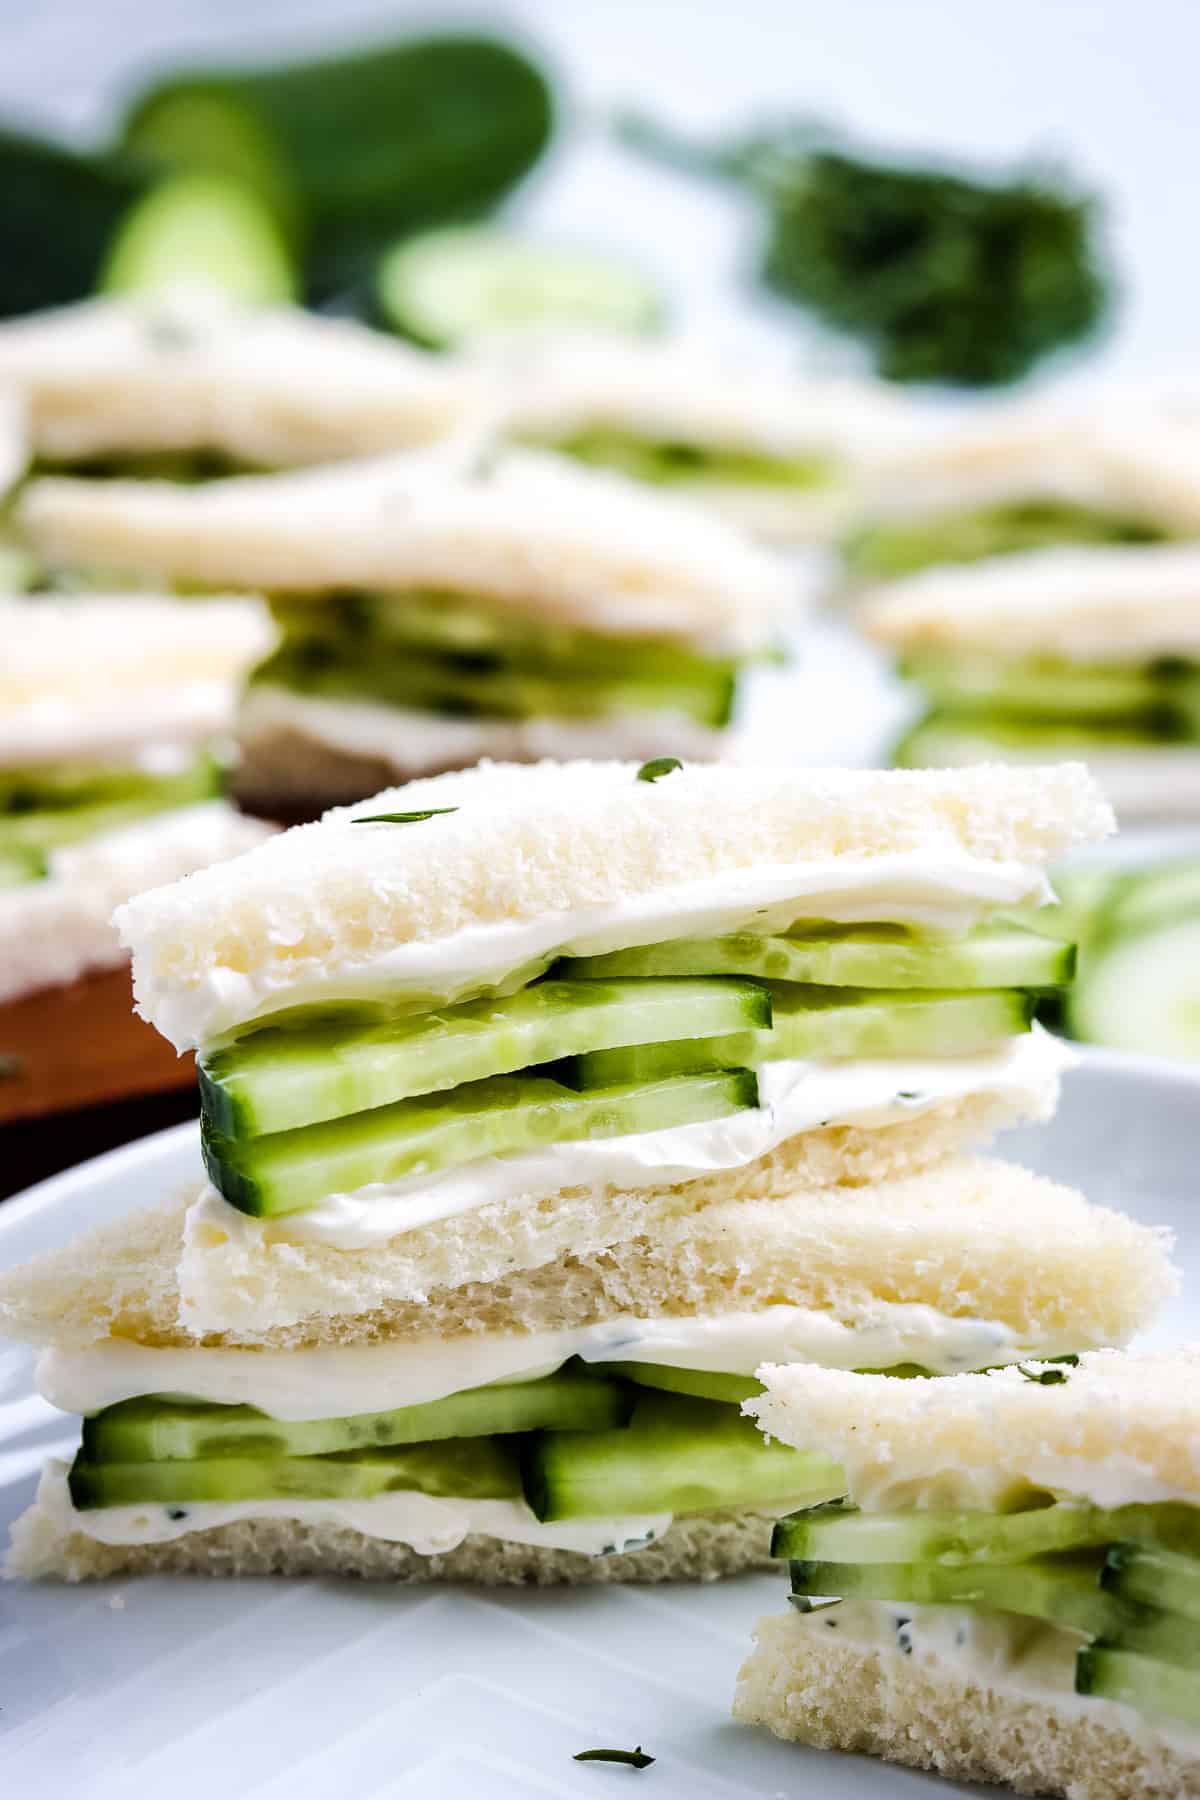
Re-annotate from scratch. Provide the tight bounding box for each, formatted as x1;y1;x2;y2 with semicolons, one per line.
1;1049;1198;1799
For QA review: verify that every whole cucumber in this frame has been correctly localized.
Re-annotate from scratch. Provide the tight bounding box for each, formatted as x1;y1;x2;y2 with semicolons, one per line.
0;126;149;317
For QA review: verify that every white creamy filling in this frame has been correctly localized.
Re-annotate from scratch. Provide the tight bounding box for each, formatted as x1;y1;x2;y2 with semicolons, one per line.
151;850;1055;1049
789;1598;1200;1758
36;1461;669;1559
0;683;237;768
187;1029;1066;1250
37;1300;1057;1421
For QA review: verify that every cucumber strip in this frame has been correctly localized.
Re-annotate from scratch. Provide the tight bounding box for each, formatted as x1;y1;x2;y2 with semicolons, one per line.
844;501;1165;583
520;1391;844;1522
601;1363;764;1405
0;755;221;860
560;922;1074;990
1103;1542;1200;1624
68;1435;521;1509
202;1068;759;1218
1093;858;1200;941
1076;1645;1200;1728
100;172;296;304
771;1499;1200;1567
0;843;46;888
200;976;770;1137
788;1553;1124;1640
899;650;1196;725
1065;917;1200;1058
893;710;1191;770
540;428;837;493
376;227;663;346
572;986;1032;1086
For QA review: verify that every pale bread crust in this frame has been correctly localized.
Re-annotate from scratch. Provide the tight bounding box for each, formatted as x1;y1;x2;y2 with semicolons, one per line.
113;758;1114;1052
6;1496;774;1586
734;1611;1198;1800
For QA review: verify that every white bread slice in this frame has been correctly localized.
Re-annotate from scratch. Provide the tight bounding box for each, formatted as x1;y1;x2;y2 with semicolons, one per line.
7;1477;777;1586
748;1346;1200;1512
0;801;273;1004
0;289;478;465
0;594;275;765
233;685;726;815
863;542;1200;661
113;758;1114;1051
0;1156;1172;1352
19;449;794;655
734;1605;1196;1800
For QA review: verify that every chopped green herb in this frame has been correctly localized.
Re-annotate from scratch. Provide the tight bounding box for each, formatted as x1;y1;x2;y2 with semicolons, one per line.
574;1747;656;1770
636;758;682;783
1017;1363;1070;1385
352;808;460;824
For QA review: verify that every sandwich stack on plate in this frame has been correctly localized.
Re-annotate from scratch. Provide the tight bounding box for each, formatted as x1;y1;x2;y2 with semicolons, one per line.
842;402;1200;587
0;594;274;1003
736;1349;1200;1799
864;543;1200;816
18;454;795;813
0;288;481;480
495;332;914;545
1;758;1174;1588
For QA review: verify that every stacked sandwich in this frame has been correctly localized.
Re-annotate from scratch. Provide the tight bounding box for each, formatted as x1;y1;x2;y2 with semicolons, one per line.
1;758;1175;1587
0;288;480;480
1;595;274;1002
864;544;1200;816
842;403;1200;587
495;333;914;544
18;454;794;813
736;1349;1200;1799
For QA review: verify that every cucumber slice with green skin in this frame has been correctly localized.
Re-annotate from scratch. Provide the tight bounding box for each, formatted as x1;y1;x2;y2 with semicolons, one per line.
0;843;46;888
572;986;1033;1086
68;1435;520;1510
100;173;297;305
892;711;1191;770
1103;1542;1200;1624
81;1371;629;1463
520;1391;844;1522
200;977;770;1137
601;1363;764;1405
376;227;663;347
0;755;221;862
844;501;1165;583
900;650;1197;725
1076;1645;1200;1728
1065;917;1200;1058
560;922;1074;991
771;1499;1200;1567
1093;859;1200;942
537;429;837;493
788;1553;1127;1640
202;1067;759;1218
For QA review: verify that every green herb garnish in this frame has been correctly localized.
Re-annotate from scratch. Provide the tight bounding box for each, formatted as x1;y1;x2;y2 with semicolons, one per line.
636;758;682;783
352;808;459;824
1017;1362;1071;1385
574;1746;656;1770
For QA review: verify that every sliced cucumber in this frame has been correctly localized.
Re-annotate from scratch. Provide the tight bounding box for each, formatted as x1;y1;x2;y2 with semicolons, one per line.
541;429;837;493
68;1435;521;1509
0;755;221;862
892;711;1182;770
521;1390;844;1522
1066;916;1200;1059
200;976;769;1137
900;650;1196;725
601;1363;764;1405
0;843;47;887
100;173;296;305
572;986;1032;1086
1076;1645;1200;1728
376;226;662;346
771;1499;1200;1567
1103;1542;1200;1624
202;1067;759;1217
1095;859;1200;941
82;1370;629;1462
788;1552;1125;1640
844;501;1164;583
560;921;1073;991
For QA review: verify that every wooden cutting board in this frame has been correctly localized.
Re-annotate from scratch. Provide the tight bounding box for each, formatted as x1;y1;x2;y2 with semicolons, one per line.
0;967;195;1124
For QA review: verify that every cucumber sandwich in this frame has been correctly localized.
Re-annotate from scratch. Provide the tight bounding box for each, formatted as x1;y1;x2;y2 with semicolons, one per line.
736;1349;1200;1800
494;333;915;546
0;596;274;1002
0;288;480;481
4;755;1165;1584
20;455;794;811
865;543;1200;817
843;402;1200;586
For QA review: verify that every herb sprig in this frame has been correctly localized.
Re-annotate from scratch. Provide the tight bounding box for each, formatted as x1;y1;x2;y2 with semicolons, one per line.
574;1746;656;1770
636;758;682;783
352;807;459;824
